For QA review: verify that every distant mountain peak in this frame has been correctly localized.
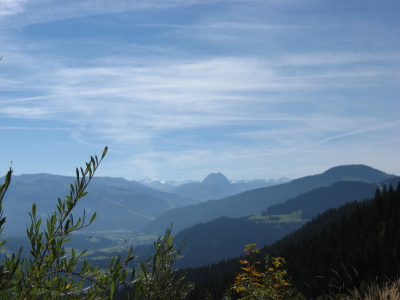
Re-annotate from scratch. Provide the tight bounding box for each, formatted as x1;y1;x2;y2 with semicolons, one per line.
321;164;394;183
202;172;231;186
325;164;372;172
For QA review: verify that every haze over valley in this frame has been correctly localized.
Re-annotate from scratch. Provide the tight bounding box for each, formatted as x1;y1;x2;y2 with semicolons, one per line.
1;1;399;298
2;164;398;270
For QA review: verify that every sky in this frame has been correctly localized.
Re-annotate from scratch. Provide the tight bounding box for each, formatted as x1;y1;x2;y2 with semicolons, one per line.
0;0;399;181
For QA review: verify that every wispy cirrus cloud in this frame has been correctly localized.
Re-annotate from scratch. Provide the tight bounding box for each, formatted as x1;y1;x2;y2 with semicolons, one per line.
0;0;27;17
0;0;219;28
1;0;399;180
2;51;398;143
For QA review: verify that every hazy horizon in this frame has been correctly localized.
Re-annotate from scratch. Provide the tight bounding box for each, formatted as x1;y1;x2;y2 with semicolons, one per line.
4;163;398;184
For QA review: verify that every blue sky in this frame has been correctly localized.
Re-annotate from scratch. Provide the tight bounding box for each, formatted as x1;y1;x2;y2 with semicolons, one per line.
1;0;399;181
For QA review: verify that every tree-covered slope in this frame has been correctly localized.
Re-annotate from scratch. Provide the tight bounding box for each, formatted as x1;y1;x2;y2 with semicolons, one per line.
266;180;377;219
142;165;394;234
184;178;400;300
266;180;400;298
174;180;379;269
172;217;300;268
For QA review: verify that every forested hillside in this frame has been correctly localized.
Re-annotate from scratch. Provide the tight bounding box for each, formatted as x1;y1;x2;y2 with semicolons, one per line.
171;179;379;268
172;217;299;268
265;180;377;219
2;166;398;299
142;165;394;235
78;177;382;273
185;180;400;299
267;182;400;298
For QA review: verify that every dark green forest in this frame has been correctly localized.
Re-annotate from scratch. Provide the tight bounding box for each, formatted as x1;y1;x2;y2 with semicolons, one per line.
2;162;399;299
183;181;400;299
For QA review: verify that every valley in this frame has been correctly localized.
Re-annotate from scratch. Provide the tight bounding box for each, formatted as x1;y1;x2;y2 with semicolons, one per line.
2;164;396;268
1;164;399;299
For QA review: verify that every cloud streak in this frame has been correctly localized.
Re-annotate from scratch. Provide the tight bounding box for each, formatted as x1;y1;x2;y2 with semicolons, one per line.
1;0;399;180
2;50;398;148
0;0;224;28
0;0;26;17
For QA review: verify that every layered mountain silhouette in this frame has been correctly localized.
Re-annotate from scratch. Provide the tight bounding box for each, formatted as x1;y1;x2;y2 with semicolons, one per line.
169;172;289;201
185;177;400;299
167;179;389;267
0;172;286;236
3;165;398;273
135;174;393;268
2;165;395;239
170;172;238;201
172;217;299;268
266;180;378;219
1;174;197;235
142;165;394;234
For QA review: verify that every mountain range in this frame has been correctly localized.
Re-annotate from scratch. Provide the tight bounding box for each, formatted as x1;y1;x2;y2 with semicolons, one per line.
154;177;397;268
142;164;394;235
1;165;395;241
138;178;194;192
265;180;378;219
185;178;400;300
2;164;399;273
140;173;290;201
1;174;197;235
0;171;288;236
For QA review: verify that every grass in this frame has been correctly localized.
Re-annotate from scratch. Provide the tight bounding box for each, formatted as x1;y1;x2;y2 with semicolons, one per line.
136;234;158;242
320;279;400;300
249;210;304;223
87;256;112;261
307;265;400;300
348;279;400;300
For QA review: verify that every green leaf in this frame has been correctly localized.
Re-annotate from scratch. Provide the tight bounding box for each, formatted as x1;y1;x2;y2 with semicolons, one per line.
31;203;36;217
102;146;108;158
0;168;12;202
78;249;87;258
89;212;97;224
110;281;116;298
65;219;70;232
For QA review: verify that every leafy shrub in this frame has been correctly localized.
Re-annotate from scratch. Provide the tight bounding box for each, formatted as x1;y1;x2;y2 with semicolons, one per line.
0;148;193;299
230;244;297;300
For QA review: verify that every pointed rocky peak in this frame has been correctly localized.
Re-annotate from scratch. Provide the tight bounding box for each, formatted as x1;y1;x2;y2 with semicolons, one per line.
202;172;231;186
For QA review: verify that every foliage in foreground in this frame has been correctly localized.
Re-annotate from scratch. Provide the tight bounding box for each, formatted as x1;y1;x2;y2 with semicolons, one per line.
228;244;296;300
269;182;400;298
0;147;193;299
187;181;400;299
343;278;400;300
319;277;400;300
133;226;194;300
